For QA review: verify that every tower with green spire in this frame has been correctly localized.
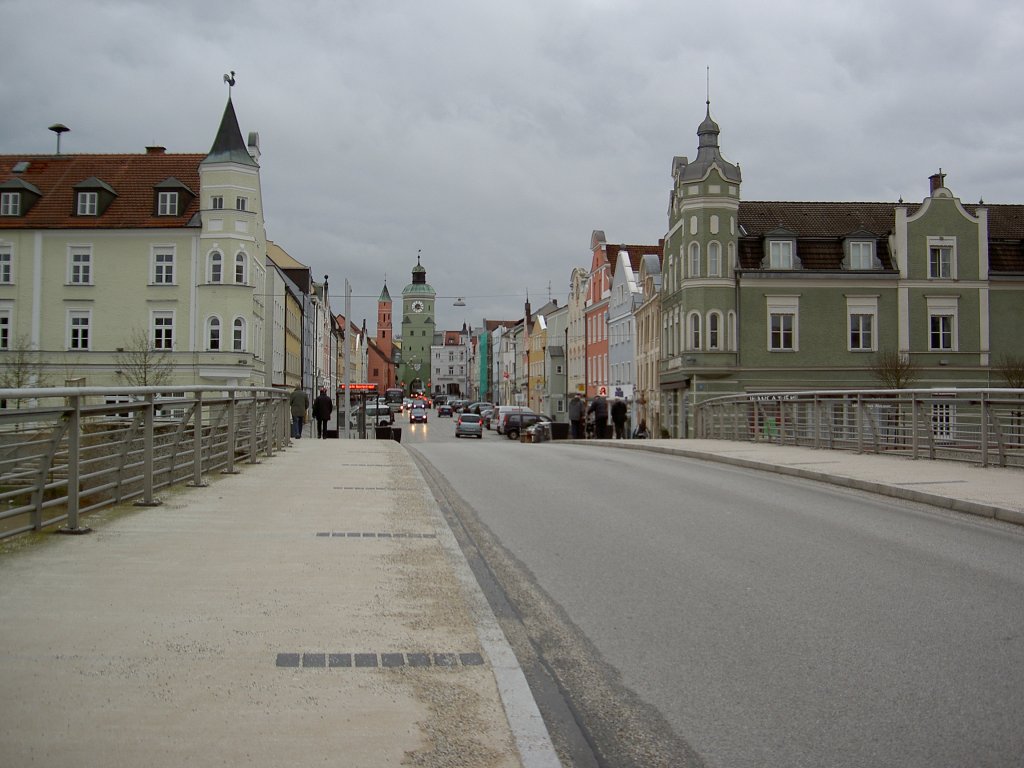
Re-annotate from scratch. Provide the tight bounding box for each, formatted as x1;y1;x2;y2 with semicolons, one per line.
398;253;435;394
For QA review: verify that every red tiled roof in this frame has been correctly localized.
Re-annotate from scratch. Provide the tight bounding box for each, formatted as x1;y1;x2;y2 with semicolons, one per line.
0;153;203;230
606;242;662;275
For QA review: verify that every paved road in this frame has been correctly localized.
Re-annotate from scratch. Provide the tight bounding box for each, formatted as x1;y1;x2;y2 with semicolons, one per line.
413;431;1024;767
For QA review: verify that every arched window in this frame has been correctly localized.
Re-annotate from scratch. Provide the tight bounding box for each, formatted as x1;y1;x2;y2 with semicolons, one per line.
235;252;247;284
208;251;222;283
207;316;221;350
689;242;701;278
232;317;246;351
708;242;721;277
707;311;722;350
688;311;702;350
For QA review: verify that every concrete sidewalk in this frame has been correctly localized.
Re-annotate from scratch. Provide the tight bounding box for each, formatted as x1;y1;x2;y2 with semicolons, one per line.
0;439;560;768
585;438;1024;526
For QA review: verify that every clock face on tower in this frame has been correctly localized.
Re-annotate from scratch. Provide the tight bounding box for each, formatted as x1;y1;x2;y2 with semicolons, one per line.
411;300;424;313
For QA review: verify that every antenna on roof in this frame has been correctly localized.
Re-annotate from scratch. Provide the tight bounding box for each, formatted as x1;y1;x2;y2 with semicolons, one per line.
223;70;236;96
48;123;69;155
706;66;710;108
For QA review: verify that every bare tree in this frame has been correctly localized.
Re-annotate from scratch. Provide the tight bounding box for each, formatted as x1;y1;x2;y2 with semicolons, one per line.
869;349;920;389
0;335;50;389
114;329;174;387
995;355;1024;388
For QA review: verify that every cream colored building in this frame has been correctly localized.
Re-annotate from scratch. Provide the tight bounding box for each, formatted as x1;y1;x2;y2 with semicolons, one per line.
0;97;269;389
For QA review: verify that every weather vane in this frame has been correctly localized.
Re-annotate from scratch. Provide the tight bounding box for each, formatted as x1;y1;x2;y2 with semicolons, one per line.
223;70;236;96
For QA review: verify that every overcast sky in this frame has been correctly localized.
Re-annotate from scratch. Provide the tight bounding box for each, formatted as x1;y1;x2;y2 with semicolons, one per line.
4;0;1023;332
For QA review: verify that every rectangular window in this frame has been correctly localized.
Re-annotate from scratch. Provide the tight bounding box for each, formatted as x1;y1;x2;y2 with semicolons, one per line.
769;313;795;350
1;192;21;216
849;242;874;270
211;195;224;210
69;311;90;350
927;237;956;279
77;192;97;216
0;311;9;350
769;241;794;269
157;191;178;216
849;313;874;350
153;251;174;284
929;314;954;350
0;249;11;284
235;196;247;211
152;313;174;350
69;248;92;284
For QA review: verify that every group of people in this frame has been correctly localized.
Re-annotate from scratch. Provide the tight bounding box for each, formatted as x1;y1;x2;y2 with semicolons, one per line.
568;393;650;440
289;386;335;439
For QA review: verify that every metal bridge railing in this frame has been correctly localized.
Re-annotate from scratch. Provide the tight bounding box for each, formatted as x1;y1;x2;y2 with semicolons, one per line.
0;386;290;540
695;388;1024;469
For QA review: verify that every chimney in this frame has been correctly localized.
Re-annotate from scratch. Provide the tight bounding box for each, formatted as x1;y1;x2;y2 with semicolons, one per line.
929;169;946;193
146;146;166;155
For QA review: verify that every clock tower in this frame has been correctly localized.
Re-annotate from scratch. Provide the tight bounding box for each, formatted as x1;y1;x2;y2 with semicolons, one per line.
398;253;435;394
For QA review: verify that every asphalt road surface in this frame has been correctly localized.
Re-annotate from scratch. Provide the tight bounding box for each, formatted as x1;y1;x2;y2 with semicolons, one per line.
404;417;1024;768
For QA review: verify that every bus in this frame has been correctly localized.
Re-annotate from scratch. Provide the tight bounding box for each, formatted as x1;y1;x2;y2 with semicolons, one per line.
384;387;405;414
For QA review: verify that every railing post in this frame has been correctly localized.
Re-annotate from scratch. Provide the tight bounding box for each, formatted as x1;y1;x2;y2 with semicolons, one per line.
57;392;90;534
134;393;161;506
855;393;864;454
188;391;208;487
249;396;260;464
264;392;275;458
223;390;239;475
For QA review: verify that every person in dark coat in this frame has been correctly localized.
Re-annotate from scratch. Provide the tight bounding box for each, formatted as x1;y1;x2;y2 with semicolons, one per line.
611;398;627;439
289;386;309;439
311;387;334;439
587;394;608;439
568;394;585;439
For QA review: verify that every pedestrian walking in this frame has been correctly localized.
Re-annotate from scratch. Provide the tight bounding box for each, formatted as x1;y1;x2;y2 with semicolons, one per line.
587;394;608;439
312;387;334;439
568;393;584;439
611;398;627;439
289;386;309;439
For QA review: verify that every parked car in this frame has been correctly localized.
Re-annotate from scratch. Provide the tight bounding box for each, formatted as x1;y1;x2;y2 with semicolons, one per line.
503;412;552;440
349;403;394;427
454;412;483;438
467;401;490;414
480;408;493;428
493;405;534;435
437;404;454;418
409;405;428;423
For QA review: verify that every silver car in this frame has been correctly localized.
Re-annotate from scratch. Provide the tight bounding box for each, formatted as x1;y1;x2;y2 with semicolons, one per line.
454;413;483;438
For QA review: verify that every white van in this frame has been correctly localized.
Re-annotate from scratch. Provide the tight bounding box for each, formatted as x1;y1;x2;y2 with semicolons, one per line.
492;405;534;434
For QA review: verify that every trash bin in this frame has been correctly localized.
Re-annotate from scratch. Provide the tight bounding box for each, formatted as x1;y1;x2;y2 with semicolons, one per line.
391;427;402;443
550;422;569;440
375;425;392;440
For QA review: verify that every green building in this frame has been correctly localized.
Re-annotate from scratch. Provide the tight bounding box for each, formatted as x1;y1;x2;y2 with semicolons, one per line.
660;104;1024;437
397;254;435;394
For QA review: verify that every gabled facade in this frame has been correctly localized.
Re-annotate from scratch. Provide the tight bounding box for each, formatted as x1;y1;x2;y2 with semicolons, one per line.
608;243;661;420
660;104;1024;437
566;266;589;397
634;252;663;435
0;97;269;389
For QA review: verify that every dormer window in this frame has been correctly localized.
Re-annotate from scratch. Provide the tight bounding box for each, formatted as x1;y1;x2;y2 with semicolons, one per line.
77;191;98;216
0;191;19;216
73;177;117;217
769;241;794;269
157;191;179;216
153;177;194;218
848;241;875;270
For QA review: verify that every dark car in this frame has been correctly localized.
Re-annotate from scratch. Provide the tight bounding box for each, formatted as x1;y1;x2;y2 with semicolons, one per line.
454;412;483;438
503;412;552;440
409;405;428;423
437;404;454;417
